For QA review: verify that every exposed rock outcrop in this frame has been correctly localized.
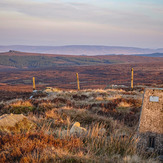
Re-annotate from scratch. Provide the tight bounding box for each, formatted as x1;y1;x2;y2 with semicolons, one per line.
70;122;87;136
0;114;34;132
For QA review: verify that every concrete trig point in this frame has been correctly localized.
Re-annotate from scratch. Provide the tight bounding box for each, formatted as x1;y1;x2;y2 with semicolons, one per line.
138;88;163;154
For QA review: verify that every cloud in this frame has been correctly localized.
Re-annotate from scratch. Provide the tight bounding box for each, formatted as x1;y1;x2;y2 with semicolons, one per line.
0;0;162;29
0;0;162;47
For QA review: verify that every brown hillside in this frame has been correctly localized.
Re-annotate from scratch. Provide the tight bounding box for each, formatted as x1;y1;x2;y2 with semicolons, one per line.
1;51;163;63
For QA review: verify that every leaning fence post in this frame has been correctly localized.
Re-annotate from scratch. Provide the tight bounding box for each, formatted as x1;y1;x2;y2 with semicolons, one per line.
131;68;134;89
76;73;80;90
33;77;36;90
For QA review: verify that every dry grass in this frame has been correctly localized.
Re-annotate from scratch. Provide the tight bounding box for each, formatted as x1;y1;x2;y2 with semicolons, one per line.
0;117;159;163
96;96;104;101
0;88;159;162
0;131;83;162
0;118;138;163
10;100;33;108
118;101;132;108
0;100;35;115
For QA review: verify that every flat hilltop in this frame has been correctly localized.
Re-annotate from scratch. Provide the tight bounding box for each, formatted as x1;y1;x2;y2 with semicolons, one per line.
0;45;163;55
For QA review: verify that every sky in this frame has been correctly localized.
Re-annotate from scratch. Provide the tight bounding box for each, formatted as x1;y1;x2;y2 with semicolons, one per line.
0;0;163;48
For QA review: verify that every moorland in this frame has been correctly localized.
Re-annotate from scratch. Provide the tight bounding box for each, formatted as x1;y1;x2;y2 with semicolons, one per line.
0;51;163;92
0;51;162;162
0;86;161;162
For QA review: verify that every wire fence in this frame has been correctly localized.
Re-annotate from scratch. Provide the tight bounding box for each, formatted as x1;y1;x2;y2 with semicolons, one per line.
1;66;163;91
39;77;143;90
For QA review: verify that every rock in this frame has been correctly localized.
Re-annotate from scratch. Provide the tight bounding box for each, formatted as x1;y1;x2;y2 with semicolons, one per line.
44;87;62;93
70;122;87;136
0;114;35;132
31;90;47;98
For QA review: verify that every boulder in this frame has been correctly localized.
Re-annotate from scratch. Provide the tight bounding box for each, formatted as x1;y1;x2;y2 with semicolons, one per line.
30;90;47;99
70;122;87;136
0;114;35;132
44;87;62;93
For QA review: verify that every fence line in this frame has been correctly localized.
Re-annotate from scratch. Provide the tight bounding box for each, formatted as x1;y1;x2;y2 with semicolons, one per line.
32;68;135;90
3;68;162;90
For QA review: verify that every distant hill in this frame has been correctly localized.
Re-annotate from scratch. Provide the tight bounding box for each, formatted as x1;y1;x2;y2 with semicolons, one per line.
133;53;163;57
0;45;163;55
0;51;163;70
0;51;120;69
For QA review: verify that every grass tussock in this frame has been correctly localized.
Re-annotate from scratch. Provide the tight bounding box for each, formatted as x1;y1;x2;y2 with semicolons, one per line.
0;131;82;163
0;124;157;163
1;100;35;115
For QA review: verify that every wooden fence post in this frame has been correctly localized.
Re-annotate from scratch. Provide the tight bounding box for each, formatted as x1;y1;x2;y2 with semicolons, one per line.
76;73;80;90
131;68;134;89
33;77;36;90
